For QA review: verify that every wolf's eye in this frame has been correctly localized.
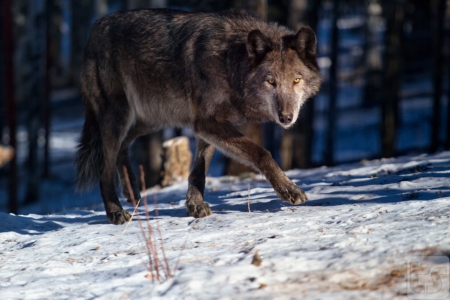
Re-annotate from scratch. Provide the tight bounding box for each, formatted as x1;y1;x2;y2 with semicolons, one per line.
293;78;301;84
267;79;275;85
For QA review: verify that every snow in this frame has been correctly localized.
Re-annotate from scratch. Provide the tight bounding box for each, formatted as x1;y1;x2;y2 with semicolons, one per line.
1;151;450;299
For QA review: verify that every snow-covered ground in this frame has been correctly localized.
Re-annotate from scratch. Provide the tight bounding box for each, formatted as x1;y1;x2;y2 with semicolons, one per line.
1;151;450;299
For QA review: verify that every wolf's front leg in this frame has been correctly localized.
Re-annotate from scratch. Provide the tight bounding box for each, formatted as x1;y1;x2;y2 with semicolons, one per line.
186;137;215;217
195;119;307;205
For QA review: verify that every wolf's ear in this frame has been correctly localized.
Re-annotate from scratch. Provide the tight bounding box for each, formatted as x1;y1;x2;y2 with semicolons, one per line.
247;30;271;62
294;27;317;56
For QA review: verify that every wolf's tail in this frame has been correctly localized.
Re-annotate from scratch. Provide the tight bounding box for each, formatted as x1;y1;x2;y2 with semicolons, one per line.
75;108;102;191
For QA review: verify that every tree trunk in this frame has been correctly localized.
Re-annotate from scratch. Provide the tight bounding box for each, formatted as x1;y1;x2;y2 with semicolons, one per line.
43;0;58;178
124;0;167;10
1;0;18;214
232;0;267;19
447;37;450;150
22;0;46;204
363;0;384;108
430;0;446;152
288;0;309;29
381;0;405;158
325;0;339;166
70;0;94;86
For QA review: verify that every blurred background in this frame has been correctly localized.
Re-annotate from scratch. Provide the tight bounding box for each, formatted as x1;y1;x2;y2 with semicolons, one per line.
0;0;449;215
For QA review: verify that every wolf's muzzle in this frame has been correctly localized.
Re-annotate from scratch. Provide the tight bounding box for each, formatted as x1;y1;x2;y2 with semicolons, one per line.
278;112;293;125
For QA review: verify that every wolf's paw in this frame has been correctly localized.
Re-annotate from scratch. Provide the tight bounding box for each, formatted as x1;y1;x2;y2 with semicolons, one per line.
186;185;212;218
107;210;132;225
186;202;212;218
276;182;308;205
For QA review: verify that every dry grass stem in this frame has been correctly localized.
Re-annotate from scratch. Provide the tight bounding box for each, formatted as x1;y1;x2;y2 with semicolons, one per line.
121;166;141;236
247;183;251;213
121;165;175;282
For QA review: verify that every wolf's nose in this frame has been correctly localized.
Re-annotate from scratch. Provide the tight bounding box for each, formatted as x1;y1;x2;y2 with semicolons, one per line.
279;113;293;125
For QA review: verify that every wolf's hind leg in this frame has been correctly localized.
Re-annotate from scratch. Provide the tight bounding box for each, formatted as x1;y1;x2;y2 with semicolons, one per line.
186;137;215;218
100;137;132;224
98;108;134;225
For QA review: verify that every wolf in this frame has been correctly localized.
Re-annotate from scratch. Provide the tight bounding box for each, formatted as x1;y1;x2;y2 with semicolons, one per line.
75;9;321;225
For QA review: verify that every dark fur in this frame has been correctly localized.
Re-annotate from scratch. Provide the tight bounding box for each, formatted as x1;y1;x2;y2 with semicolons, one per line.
75;9;321;224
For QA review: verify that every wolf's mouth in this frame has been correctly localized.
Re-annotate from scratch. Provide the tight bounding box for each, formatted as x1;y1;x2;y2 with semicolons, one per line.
276;120;295;129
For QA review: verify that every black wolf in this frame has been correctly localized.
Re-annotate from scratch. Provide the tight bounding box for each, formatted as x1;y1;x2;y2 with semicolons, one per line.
75;9;321;225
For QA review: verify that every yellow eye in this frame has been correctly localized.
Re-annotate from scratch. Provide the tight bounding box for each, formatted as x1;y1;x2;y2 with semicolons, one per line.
267;79;275;85
294;78;301;84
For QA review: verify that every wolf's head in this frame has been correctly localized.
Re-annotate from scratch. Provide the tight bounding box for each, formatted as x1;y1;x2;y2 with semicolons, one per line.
243;27;321;129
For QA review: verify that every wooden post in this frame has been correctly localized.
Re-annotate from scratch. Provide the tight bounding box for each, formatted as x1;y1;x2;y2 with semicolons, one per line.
2;0;18;214
161;137;192;187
